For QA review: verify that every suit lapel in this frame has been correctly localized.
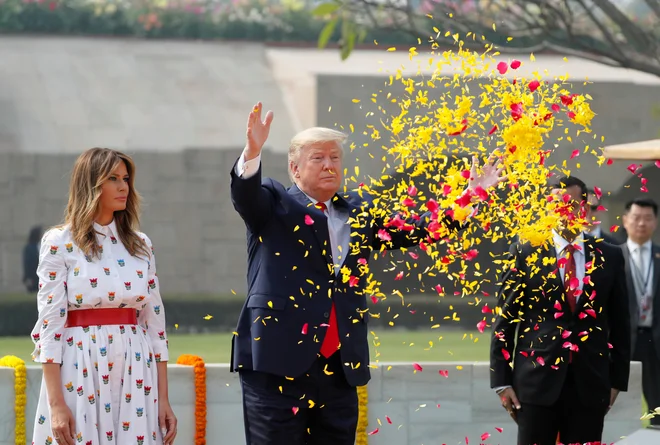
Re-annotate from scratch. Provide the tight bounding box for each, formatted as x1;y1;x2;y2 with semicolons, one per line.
287;185;333;272
577;237;599;312
652;244;660;322
331;193;370;271
621;244;639;316
539;244;570;312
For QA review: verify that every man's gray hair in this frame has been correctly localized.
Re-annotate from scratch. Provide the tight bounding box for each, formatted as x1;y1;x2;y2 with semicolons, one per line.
288;127;347;182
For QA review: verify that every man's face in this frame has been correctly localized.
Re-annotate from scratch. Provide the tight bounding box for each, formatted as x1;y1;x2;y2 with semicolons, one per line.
623;204;657;244
290;141;343;200
551;185;586;231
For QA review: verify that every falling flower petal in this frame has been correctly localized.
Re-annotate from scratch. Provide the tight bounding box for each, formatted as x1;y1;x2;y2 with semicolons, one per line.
477;320;487;333
562;330;572;339
439;369;449;378
510;60;521;69
488;124;498;135
368;428;379;436
501;349;511;361
304;215;314;225
413;363;423;372
386;416;392;424
481;432;491;441
481;304;492;314
301;323;308;335
496;61;508;74
536;356;545;366
495;427;503;433
292;407;299;415
528;80;540;92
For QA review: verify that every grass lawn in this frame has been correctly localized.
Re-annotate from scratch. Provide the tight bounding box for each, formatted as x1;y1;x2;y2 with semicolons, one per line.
0;328;489;364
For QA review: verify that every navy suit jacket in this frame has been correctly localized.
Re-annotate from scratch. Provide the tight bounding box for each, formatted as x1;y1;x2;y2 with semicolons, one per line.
229;160;464;387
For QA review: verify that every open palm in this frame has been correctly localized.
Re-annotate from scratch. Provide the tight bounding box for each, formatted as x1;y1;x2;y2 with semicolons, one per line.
246;102;274;155
468;154;507;191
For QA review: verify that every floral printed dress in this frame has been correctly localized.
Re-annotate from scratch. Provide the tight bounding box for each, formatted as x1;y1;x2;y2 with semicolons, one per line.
30;220;169;445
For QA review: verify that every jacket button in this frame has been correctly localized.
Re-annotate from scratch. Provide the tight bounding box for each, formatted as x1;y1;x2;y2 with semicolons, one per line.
324;312;329;318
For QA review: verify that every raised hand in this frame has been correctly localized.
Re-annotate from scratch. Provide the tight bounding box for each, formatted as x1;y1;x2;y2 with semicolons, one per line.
468;153;507;192
245;102;274;160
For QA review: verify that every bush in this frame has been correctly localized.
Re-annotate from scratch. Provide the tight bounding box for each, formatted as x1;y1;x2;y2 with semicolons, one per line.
0;0;415;44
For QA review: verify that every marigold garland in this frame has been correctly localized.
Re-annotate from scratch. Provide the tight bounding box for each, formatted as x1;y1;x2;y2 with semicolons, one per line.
0;355;27;445
176;354;207;445
356;385;368;445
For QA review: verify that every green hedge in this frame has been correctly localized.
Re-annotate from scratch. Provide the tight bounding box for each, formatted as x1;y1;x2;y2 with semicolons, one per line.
0;0;415;43
0;295;487;336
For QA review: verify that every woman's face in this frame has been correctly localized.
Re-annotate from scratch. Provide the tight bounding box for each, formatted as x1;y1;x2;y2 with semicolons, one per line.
99;160;129;215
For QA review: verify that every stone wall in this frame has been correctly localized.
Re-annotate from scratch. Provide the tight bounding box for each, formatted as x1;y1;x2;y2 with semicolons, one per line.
0;362;647;445
0;148;290;296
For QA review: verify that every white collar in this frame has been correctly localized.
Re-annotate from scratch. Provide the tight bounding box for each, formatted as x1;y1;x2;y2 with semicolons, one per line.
301;190;332;212
93;219;118;238
552;230;585;255
626;238;652;253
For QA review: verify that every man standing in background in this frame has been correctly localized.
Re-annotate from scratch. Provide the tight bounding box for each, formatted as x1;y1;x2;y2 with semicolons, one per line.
621;197;660;426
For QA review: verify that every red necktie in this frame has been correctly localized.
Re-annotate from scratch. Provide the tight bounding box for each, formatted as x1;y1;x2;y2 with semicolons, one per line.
563;244;577;364
316;202;340;358
563;244;577;313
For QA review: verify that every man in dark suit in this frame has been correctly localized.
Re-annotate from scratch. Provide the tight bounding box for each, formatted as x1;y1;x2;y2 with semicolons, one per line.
490;175;631;445
230;102;505;445
584;187;618;244
621;197;660;426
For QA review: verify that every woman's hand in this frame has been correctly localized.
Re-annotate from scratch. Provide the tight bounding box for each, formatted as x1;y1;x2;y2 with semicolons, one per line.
50;402;76;445
159;399;178;445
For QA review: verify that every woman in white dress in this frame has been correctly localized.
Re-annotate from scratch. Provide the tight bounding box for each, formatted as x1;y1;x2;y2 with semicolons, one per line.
30;148;177;445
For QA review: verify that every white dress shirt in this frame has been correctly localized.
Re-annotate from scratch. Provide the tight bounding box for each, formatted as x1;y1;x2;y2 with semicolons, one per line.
236;152;350;274
626;238;654;327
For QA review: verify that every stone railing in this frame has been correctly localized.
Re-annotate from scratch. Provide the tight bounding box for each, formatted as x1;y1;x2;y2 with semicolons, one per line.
0;362;648;445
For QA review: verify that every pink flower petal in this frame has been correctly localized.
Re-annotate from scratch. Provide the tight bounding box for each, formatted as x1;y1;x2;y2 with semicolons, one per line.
377;229;392;241
481;304;492;314
368;428;379;436
497;61;508;74
477;320;487;333
301;323;308;335
413;363;423;372
528;80;541;92
370;295;378;304
502;349;511;361
481;432;491;441
386;416;392;424
562;330;572;339
495;426;504;433
408;185;418;196
439;370;449;378
510;60;521;69
304;215;314;225
292;407;299;415
551;103;561;112
570;149;579;159
554;312;564;319
488;124;498;135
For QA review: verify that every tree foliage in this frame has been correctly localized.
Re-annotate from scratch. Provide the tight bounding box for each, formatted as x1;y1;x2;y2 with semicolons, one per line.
313;0;660;77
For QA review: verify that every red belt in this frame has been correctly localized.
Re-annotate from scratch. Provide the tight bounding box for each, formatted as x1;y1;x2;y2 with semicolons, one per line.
65;308;137;328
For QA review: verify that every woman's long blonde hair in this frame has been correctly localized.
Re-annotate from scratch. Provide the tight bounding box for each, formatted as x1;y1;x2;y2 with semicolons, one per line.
62;148;150;260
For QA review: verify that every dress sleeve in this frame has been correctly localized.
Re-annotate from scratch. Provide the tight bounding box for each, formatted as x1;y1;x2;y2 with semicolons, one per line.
138;233;169;363
30;229;69;364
